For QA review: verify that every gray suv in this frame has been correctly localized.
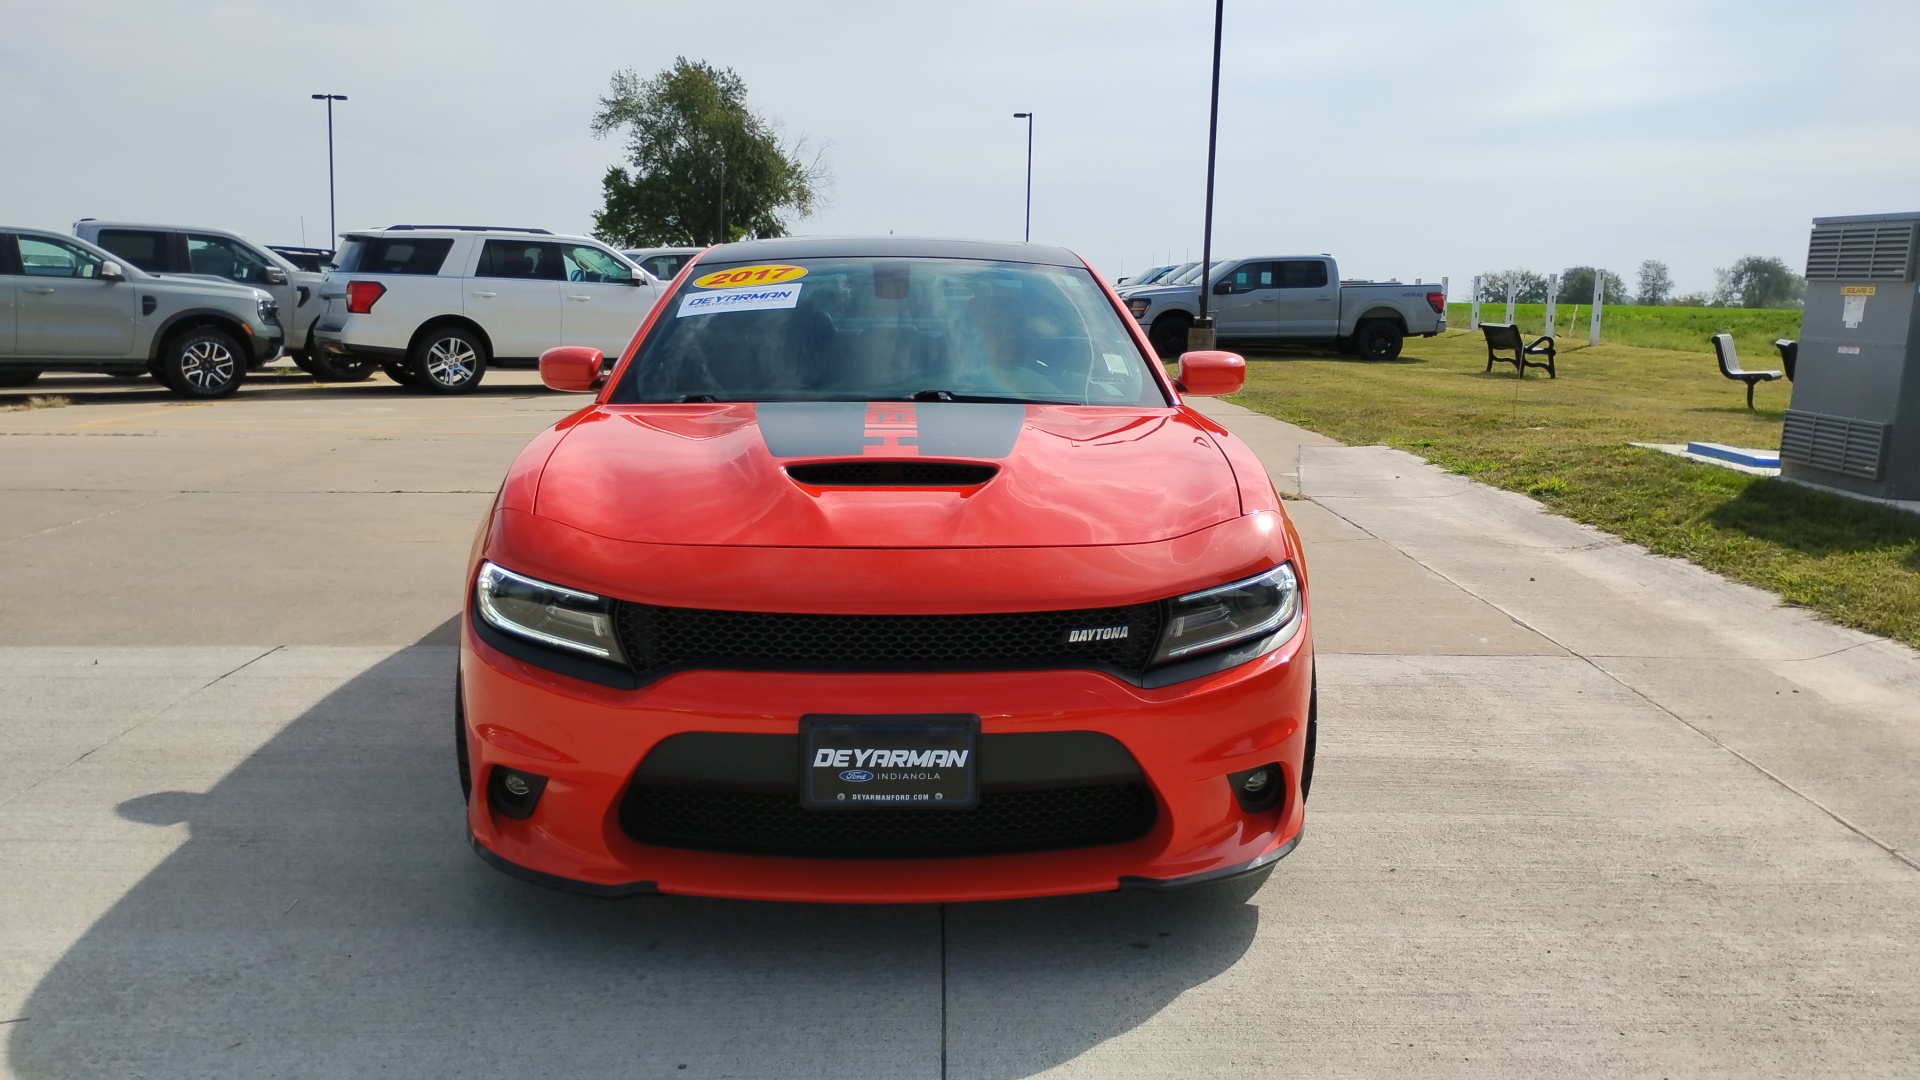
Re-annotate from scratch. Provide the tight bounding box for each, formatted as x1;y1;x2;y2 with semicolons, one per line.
0;227;283;397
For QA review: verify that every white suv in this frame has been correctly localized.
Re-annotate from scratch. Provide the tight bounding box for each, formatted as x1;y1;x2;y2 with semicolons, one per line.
310;226;664;393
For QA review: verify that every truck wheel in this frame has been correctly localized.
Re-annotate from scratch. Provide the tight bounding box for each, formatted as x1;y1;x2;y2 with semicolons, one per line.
1149;313;1193;359
0;369;42;388
381;359;422;386
307;352;376;383
410;325;488;394
1353;320;1403;361
157;327;246;398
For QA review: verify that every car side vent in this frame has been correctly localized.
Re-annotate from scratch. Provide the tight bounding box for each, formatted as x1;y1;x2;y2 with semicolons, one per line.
1780;409;1889;480
1805;222;1917;281
786;461;1000;487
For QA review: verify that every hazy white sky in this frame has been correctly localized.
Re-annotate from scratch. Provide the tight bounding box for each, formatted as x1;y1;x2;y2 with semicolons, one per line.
5;1;1916;295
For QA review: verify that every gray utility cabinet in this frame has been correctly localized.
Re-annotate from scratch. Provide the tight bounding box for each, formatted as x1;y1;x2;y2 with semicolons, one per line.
1781;211;1920;500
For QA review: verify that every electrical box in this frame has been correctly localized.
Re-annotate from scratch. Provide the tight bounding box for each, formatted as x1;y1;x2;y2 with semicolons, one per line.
1780;211;1920;501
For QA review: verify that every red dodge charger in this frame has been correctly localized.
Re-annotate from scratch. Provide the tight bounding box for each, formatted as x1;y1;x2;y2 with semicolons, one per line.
460;237;1314;902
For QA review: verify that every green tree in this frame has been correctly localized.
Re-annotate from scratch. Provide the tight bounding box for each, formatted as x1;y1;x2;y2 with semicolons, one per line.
1636;259;1673;306
1478;268;1549;304
589;58;829;247
1716;255;1804;309
1557;266;1627;305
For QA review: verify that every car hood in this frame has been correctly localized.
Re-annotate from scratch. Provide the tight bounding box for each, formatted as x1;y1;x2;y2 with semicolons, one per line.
531;401;1242;548
148;273;271;301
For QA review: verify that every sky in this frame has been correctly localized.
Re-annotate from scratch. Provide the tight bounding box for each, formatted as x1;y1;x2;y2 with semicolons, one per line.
4;0;1917;298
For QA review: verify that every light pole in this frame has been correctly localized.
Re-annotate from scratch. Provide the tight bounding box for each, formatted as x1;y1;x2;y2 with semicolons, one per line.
311;93;347;248
1190;0;1224;352
1012;112;1033;242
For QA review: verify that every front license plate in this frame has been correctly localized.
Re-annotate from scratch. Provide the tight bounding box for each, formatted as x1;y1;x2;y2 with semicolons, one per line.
801;714;978;810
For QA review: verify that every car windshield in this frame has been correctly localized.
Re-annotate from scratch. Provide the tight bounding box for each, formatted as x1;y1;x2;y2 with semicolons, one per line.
608;256;1166;407
1168;261;1226;286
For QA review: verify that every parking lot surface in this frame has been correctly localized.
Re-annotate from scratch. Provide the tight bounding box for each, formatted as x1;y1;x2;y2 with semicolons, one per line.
2;375;1916;1077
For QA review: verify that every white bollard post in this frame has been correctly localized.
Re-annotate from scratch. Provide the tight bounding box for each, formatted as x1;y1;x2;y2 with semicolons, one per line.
1543;274;1559;340
1469;275;1482;329
1504;279;1516;325
1589;271;1605;347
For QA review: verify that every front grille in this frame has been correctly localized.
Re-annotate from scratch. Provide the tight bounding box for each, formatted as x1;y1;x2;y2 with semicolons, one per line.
616;601;1163;676
786;461;999;486
620;781;1157;859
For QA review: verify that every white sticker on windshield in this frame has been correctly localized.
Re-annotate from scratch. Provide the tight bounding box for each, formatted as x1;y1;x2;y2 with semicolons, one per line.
678;283;802;317
1103;352;1130;374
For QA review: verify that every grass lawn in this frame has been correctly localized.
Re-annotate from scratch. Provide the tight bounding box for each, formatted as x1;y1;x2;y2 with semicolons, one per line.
1221;328;1920;649
1447;302;1802;358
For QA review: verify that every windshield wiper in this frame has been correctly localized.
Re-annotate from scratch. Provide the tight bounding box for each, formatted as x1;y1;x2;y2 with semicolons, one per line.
909;390;1051;404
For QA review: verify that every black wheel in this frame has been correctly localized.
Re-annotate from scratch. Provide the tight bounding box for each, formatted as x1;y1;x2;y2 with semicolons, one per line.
410;325;488;394
455;668;472;803
157;327;246;398
290;349;323;376
1149;313;1193;359
1352;320;1403;361
0;369;43;388
308;352;376;382
380;358;422;386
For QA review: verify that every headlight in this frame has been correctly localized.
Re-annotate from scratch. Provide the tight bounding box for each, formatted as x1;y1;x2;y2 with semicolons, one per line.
475;561;626;663
258;297;280;323
1127;297;1152;318
1153;563;1300;664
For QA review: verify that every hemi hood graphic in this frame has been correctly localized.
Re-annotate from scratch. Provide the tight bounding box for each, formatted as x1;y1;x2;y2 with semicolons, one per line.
533;401;1240;548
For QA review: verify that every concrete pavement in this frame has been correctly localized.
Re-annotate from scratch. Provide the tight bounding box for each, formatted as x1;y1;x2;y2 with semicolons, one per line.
1;375;1915;1077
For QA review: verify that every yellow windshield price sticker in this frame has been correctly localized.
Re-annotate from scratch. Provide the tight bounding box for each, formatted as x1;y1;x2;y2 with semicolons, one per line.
693;264;808;289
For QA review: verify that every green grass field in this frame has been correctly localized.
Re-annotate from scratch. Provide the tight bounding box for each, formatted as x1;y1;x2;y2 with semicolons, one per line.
1220;326;1920;648
1448;302;1802;359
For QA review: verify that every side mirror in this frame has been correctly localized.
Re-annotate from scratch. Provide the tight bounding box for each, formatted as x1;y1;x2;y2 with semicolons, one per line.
99;260;125;282
540;346;606;392
262;266;288;286
1212;280;1232;295
1175;350;1246;397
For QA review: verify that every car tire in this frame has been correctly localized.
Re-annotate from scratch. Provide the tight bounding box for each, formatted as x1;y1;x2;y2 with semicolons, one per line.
0;369;42;388
1352;320;1403;361
308;352;376;383
1149;313;1193;360
410;325;488;394
157;326;246;398
381;358;423;386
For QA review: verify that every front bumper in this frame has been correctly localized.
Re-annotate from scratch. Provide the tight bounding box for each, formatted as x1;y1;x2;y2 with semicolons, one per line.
460;613;1312;903
245;323;283;364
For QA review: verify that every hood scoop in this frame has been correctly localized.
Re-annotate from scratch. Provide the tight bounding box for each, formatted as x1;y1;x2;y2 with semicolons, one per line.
785;460;999;488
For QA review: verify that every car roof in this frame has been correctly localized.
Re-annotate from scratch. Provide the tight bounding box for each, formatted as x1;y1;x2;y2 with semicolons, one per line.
75;220;255;238
342;226;605;246
699;236;1085;268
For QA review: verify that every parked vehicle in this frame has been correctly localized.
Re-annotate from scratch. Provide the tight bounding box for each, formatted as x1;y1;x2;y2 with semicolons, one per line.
0;226;282;396
1118;260;1199;297
268;246;335;273
1118;264;1177;288
1123;255;1447;359
73;220;341;378
461;236;1313;901
621;246;702;282
311;226;665;394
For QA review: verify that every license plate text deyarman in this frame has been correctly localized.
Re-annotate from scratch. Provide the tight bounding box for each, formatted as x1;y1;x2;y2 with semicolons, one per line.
813;748;970;769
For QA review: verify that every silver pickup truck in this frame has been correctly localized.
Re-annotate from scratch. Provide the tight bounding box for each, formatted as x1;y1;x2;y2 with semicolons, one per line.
1122;255;1446;360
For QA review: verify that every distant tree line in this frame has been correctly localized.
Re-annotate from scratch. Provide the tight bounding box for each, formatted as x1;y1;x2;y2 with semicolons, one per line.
1473;256;1803;309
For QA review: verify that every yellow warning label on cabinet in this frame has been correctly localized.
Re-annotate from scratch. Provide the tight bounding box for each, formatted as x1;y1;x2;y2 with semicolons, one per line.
1841;286;1877;296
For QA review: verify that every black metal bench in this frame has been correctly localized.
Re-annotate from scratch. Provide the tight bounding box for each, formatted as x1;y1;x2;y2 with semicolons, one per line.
1774;338;1798;382
1481;323;1556;378
1710;333;1782;409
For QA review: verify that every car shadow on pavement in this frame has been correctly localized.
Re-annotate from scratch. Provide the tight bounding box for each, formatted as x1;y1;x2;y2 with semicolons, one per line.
8;633;1257;1079
10;372;565;407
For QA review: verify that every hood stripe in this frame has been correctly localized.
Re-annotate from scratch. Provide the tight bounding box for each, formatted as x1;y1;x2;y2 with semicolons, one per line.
759;402;1024;460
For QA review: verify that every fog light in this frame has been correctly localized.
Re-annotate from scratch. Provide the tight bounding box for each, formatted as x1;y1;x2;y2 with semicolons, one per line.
1226;764;1284;814
488;767;548;820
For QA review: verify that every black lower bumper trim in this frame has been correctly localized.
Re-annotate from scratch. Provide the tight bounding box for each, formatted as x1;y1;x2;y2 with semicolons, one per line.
468;833;657;899
1116;825;1303;891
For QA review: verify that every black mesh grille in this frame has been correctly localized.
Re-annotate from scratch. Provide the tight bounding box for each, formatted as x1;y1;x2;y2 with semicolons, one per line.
616;601;1163;676
620;782;1157;858
786;461;999;486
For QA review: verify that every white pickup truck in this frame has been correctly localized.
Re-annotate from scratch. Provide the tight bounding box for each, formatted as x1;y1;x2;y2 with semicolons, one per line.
1122;255;1446;360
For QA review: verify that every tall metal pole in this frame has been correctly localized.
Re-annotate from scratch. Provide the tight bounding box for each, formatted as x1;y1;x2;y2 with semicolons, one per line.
1013;112;1033;242
311;94;347;246
1191;0;1225;351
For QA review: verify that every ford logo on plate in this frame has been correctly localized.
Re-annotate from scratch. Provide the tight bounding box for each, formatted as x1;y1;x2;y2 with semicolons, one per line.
838;769;874;783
